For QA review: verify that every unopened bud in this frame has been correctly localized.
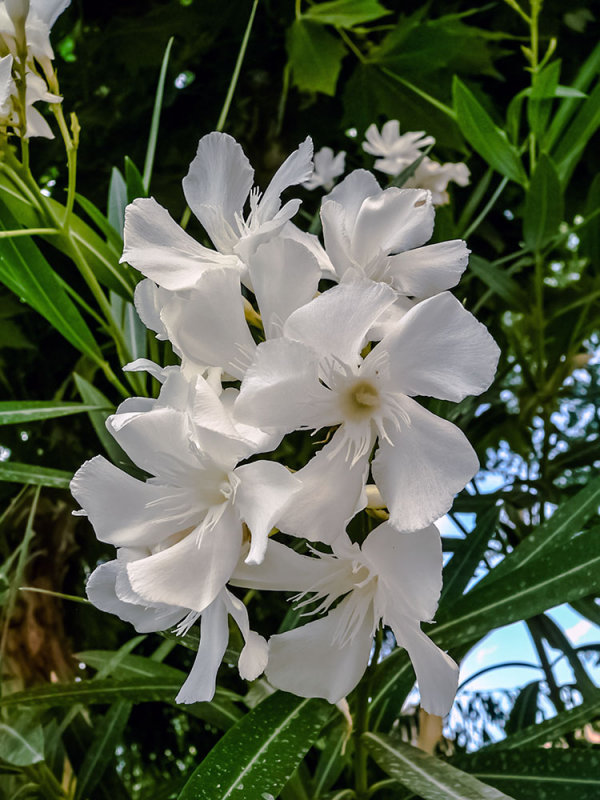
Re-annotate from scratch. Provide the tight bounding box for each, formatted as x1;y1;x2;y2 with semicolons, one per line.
5;0;30;27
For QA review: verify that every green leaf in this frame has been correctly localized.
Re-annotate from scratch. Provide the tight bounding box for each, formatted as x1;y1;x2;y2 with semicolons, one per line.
453;77;528;185
143;36;175;192
363;732;516;799
523;154;563;250
552;81;600;185
0;717;44;766
504;681;540;735
287;20;347;96
312;720;349;797
124;157;147;204
76;654;243;730
468;255;529;311
108;167;128;237
74;193;124;255
0;401;108;425
74;702;131;800
441;505;499;603
527;60;560;141
0;199;103;362
490;690;600;750
303;0;390;28
0;462;72;489
453;748;600;799
72;373;130;468
177;692;332;800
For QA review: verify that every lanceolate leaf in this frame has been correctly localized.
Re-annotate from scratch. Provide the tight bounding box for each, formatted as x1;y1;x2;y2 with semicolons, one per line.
441;505;499;603
74;702;132;800
363;732;516;799
0;199;103;362
453;77;527;185
0;401;108;425
453;748;600;800
552;81;600;185
0;461;72;489
303;0;390;28
177;692;332;800
0;718;44;766
523;155;563;251
487;690;600;750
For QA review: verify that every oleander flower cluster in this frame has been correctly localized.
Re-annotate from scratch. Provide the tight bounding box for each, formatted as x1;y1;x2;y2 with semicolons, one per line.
0;0;69;139
72;131;500;716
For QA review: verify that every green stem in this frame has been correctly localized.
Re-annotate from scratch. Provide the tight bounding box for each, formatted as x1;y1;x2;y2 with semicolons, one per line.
216;0;259;132
0;227;58;238
338;27;366;63
367;779;401;798
461;176;509;239
379;68;456;120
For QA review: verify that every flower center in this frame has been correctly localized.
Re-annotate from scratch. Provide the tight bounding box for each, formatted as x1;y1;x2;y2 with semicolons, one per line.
341;379;380;421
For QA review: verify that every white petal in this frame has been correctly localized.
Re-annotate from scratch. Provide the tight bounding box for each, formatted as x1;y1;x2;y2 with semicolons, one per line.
221;387;282;454
388;614;458;716
106;406;200;483
234;460;301;565
372;396;479;531
183;132;253;253
175;594;229;703
320;200;353;279
352;188;434;264
123;358;169;384
71;456;198;548
121;197;239;290
256;136;313;224
86;560;183;633
230;539;333;593
266;594;374;703
283;278;396;368
280;221;336;278
133;279;169;340
31;0;70;27
223;589;268;681
277;428;369;545
324;169;381;226
376;292;500;402
127;504;242;613
362;522;443;622
234;337;337;433
385;240;470;297
247;237;321;339
161;269;256;380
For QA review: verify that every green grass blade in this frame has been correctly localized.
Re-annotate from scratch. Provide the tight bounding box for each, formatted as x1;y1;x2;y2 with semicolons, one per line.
143;36;174;192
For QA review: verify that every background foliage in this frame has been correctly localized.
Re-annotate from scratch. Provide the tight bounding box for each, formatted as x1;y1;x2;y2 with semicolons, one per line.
0;0;599;798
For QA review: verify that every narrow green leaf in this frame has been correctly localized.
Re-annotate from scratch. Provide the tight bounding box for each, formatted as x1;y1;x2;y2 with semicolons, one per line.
0;401;108;425
504;681;540;735
143;36;174;192
0;718;44;766
506;88;528;144
441;506;499;603
468;255;529;311
108;167;128;237
312;720;348;797
74;193;123;254
363;732;516;799
552;81;600;185
73;373;132;470
527;60;560;141
304;0;390;28
454;748;600;799
0;462;72;489
74;702;132;800
0;199;103;362
453;77;527;185
523;154;563;250
177;692;332;800
287;20;347;96
489;690;600;750
124;157;147;205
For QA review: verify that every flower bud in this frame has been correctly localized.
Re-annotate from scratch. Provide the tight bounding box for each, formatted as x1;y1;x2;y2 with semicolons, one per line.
5;0;30;26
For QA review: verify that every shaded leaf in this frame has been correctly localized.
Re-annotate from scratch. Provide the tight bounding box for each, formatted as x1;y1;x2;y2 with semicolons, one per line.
74;702;132;800
0;717;44;766
0;461;72;489
523;154;563;251
363;732;515;799
304;0;389;28
177;692;332;800
287;20;347;96
0;401;108;426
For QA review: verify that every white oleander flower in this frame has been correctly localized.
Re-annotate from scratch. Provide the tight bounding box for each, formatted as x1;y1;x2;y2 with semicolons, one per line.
121;133;314;291
403;156;470;205
0;0;70;74
87;553;268;704
302;146;345;191
362;120;434;176
235;279;499;536
231;523;458;716
321;170;470;303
